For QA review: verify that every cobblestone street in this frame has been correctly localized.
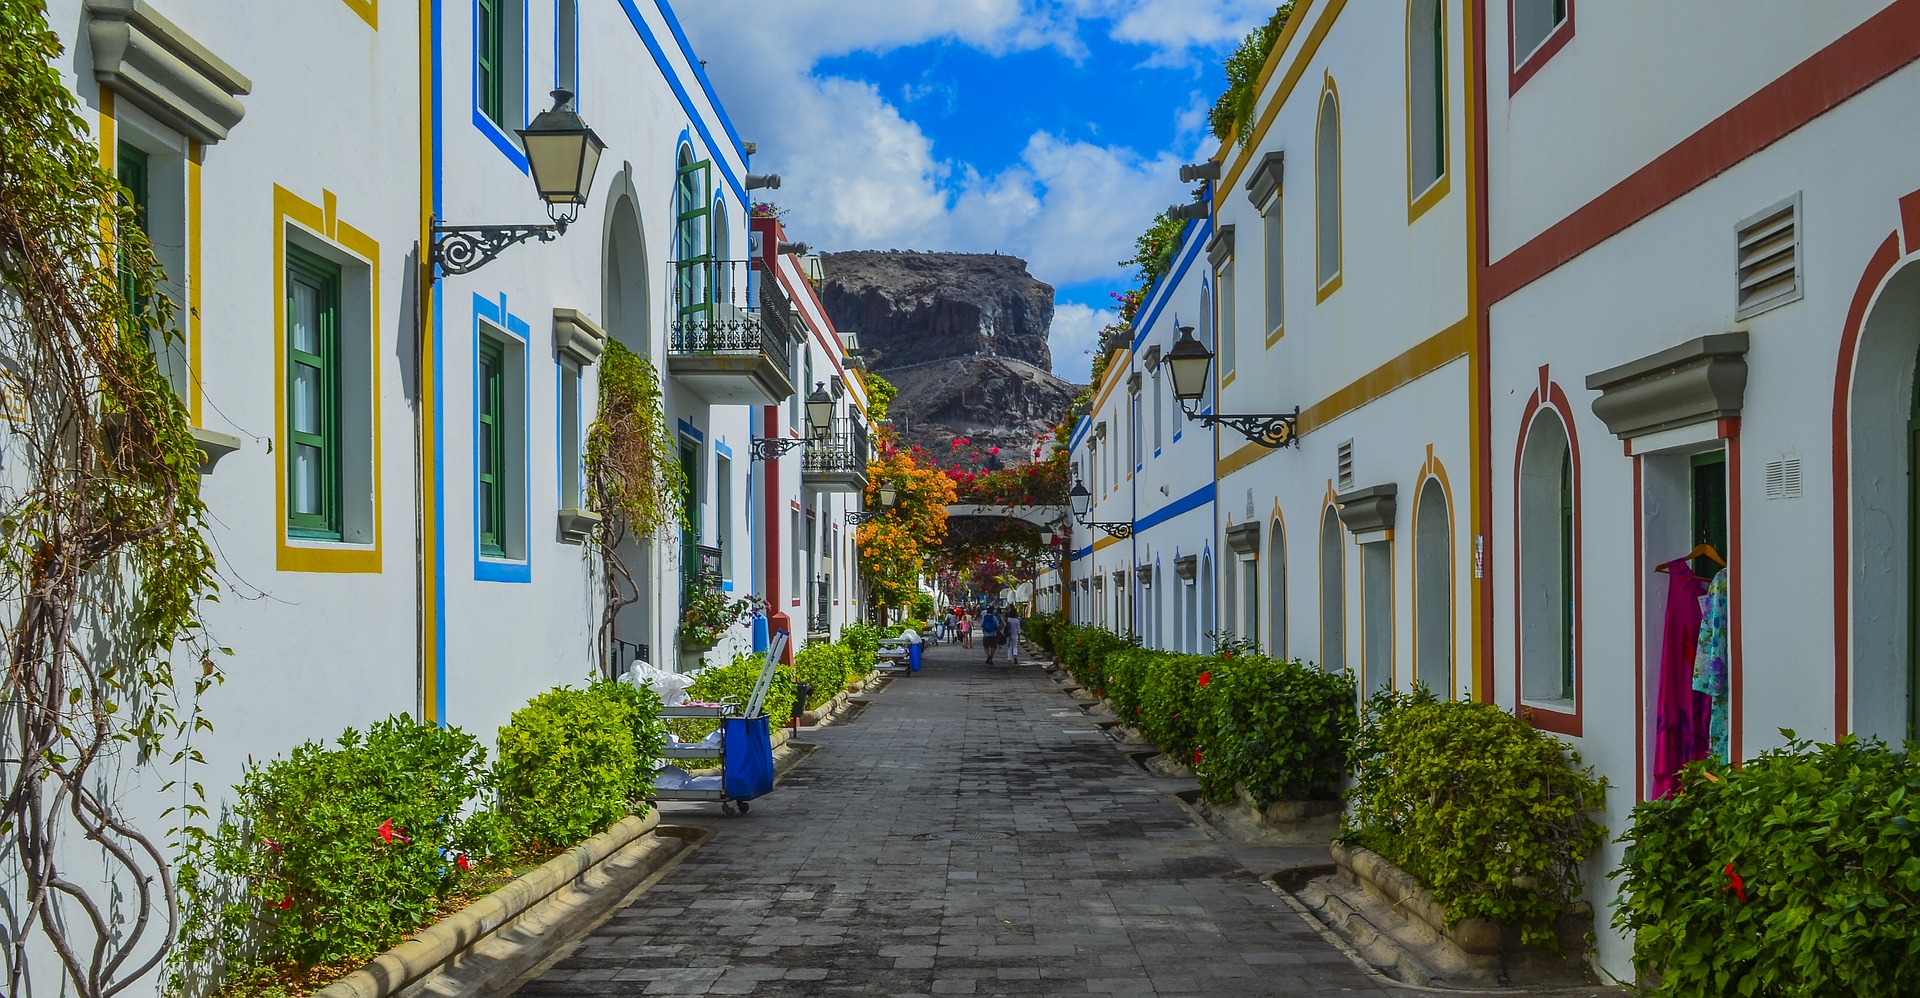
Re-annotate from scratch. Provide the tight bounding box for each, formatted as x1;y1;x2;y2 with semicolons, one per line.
514;640;1419;996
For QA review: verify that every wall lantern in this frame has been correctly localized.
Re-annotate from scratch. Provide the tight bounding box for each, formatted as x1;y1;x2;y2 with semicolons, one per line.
846;480;898;525
1068;479;1132;539
1165;322;1301;448
805;382;836;436
431;90;605;276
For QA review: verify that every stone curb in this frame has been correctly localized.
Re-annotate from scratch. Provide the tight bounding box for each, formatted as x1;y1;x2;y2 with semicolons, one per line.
314;810;664;998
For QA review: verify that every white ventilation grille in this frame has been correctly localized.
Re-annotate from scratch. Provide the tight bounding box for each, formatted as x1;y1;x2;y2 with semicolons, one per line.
1245;488;1256;519
1337;440;1355;492
1764;452;1803;501
1736;194;1803;319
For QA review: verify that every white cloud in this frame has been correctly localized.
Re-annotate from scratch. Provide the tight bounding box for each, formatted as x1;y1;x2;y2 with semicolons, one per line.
675;1;1239;377
1047;301;1116;385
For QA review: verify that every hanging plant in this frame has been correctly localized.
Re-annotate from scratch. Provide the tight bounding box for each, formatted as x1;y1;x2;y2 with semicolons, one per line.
1;3;224;994
585;341;687;672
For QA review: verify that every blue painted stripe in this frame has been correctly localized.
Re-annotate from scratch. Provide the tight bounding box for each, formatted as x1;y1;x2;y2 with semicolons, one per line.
1132;217;1210;352
432;0;447;723
615;0;747;205
473;107;531;173
677;417;704;442
1133;481;1214;534
654;0;746;156
473;293;533;585
714;438;732;459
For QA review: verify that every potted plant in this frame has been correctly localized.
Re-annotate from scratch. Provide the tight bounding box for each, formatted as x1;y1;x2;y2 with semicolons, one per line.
679;578;761;653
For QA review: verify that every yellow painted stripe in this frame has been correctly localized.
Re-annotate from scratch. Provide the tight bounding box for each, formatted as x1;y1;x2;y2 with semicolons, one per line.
419;0;438;722
1220;0;1349;197
187;142;203;424
1216;315;1472;480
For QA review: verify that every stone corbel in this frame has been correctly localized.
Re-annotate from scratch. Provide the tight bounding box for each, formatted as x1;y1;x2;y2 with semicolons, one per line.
1336;484;1398;546
1245;151;1284;210
553;308;608;366
87;0;251;145
1225;520;1262;555
190;425;240;474
1174;554;1198;581
1586;332;1748;451
1207;224;1235;270
557;508;601;545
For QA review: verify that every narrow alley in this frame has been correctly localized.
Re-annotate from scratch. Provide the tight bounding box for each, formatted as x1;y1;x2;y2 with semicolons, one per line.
513;641;1416;997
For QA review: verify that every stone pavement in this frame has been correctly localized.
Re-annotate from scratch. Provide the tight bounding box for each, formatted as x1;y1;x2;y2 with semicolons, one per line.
512;638;1420;997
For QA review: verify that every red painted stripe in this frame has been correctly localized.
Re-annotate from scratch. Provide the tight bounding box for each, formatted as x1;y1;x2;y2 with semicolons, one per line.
1901;189;1920;254
1487;0;1920;304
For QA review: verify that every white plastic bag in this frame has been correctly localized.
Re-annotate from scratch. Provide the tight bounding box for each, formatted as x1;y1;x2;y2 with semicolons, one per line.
626;662;691;706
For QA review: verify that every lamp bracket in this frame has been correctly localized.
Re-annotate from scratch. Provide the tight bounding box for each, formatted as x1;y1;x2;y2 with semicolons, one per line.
1181;402;1302;449
749;435;808;462
1078;520;1132;539
431;218;565;276
845;509;886;525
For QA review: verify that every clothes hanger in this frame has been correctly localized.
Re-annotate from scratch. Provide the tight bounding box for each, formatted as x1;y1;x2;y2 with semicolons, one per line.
1654;543;1727;573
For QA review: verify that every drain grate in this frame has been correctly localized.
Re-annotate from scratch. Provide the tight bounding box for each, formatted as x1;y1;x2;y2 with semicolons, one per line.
916;830;1011;842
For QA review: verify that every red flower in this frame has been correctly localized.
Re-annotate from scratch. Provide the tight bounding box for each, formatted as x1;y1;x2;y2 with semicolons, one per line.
1722;862;1748;903
376;819;410;845
274;896;293;910
456;853;472;872
1197;672;1210;688
1192;749;1202;766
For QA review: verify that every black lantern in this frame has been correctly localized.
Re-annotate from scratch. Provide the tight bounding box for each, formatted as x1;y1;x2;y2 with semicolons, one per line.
518;89;606;224
1163;322;1302;449
430;89;608;276
806;383;836;436
1164;323;1214;403
1069;480;1092;520
878;483;899;508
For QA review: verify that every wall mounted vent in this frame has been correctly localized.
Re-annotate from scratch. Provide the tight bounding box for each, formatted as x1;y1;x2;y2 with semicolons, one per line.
1736;193;1803;319
1337;440;1355;492
1764;452;1803;501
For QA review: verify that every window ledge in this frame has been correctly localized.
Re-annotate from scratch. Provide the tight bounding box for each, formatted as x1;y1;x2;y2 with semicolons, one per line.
558;508;601;544
1521;697;1576;715
190;425;241;473
87;0;251;144
553;309;607;366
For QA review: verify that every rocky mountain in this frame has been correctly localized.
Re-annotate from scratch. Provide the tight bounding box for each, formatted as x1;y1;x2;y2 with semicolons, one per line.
819;251;1082;459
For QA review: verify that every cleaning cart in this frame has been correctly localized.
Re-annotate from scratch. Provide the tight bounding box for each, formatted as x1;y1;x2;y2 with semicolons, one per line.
650;632;786;816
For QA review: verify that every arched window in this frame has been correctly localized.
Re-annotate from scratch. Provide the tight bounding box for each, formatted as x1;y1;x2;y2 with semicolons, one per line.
1414;477;1452;695
1319;508;1345;672
1268;518;1288;658
1408;0;1447;199
1519;412;1576;706
1223;554;1238;641
1200;551;1215;652
1315;85;1342;294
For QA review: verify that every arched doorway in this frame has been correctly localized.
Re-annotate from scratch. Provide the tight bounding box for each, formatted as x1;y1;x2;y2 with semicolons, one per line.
1845;258;1920;743
1414;477;1452;696
600;185;656;671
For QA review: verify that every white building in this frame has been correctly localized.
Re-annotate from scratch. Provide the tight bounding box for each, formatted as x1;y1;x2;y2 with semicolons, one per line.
12;1;867;992
1062;0;1920;984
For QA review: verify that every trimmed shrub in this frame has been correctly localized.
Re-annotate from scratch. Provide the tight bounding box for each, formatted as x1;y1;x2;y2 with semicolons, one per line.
1137;652;1211;762
589;676;668;791
496;686;641;850
1196;654;1354;805
1344;690;1606;946
840;621;883;672
196;715;503;967
1612;735;1920;995
794;641;850;710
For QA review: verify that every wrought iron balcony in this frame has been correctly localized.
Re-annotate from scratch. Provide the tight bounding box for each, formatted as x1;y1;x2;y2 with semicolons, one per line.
802;418;869;494
667;259;798;406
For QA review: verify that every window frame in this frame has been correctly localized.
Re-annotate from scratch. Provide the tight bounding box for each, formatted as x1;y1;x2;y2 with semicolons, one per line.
1413;475;1454;696
1319;506;1346;673
478;336;507;557
1262;198;1284;343
1509;0;1573;93
1406;0;1451;221
286;245;343;540
1514;402;1582;734
1314;80;1343;301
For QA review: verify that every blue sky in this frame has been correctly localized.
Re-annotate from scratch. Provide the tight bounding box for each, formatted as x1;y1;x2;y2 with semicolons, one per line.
677;1;1272;383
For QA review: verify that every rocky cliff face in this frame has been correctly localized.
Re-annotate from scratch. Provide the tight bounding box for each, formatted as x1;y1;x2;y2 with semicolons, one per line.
818;251;1081;459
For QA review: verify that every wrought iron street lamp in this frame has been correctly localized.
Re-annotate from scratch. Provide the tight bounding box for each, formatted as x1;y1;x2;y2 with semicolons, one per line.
1068;480;1132;539
1038;527;1066;568
752;383;836;461
431;90;606;275
1165;322;1300;448
846;482;897;525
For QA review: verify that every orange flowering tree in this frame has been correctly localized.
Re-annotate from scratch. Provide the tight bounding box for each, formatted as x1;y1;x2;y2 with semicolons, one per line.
856;448;957;613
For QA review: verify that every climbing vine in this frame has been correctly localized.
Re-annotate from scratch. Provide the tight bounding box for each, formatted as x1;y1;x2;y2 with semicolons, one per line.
0;3;223;995
1210;4;1295;147
585;340;686;672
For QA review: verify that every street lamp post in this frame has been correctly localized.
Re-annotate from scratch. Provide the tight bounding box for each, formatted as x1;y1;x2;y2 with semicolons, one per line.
846;482;897;525
1068;480;1132;539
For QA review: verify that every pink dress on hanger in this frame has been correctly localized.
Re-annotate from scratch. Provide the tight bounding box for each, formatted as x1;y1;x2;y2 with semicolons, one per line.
1652;559;1712;799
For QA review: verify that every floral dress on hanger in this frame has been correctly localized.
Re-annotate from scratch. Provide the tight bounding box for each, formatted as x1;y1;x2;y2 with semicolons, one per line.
1692;569;1731;765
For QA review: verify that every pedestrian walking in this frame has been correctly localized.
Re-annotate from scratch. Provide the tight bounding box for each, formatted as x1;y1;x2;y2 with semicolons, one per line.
943;609;958;644
980;607;1002;665
958;611;971;648
1004;609;1022;665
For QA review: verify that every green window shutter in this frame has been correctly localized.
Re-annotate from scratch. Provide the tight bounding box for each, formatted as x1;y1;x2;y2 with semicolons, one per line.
675;158;713;319
1431;6;1447;180
478;339;506;557
117;143;149;317
477;0;504;125
287;246;342;539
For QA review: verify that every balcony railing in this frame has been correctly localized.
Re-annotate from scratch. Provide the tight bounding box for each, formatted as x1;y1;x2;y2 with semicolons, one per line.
803;419;869;476
666;260;797;405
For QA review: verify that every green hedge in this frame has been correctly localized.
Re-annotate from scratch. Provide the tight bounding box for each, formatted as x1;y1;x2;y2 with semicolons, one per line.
1136;651;1210;764
496;684;650;850
1612;735;1920;994
840;621;883;671
793;641;852;710
182;715;505;969
671;653;796;739
1195;654;1355;806
1344;690;1605;946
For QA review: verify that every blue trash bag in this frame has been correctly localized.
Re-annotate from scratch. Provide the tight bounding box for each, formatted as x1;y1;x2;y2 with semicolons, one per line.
721;715;774;801
909;643;923;672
